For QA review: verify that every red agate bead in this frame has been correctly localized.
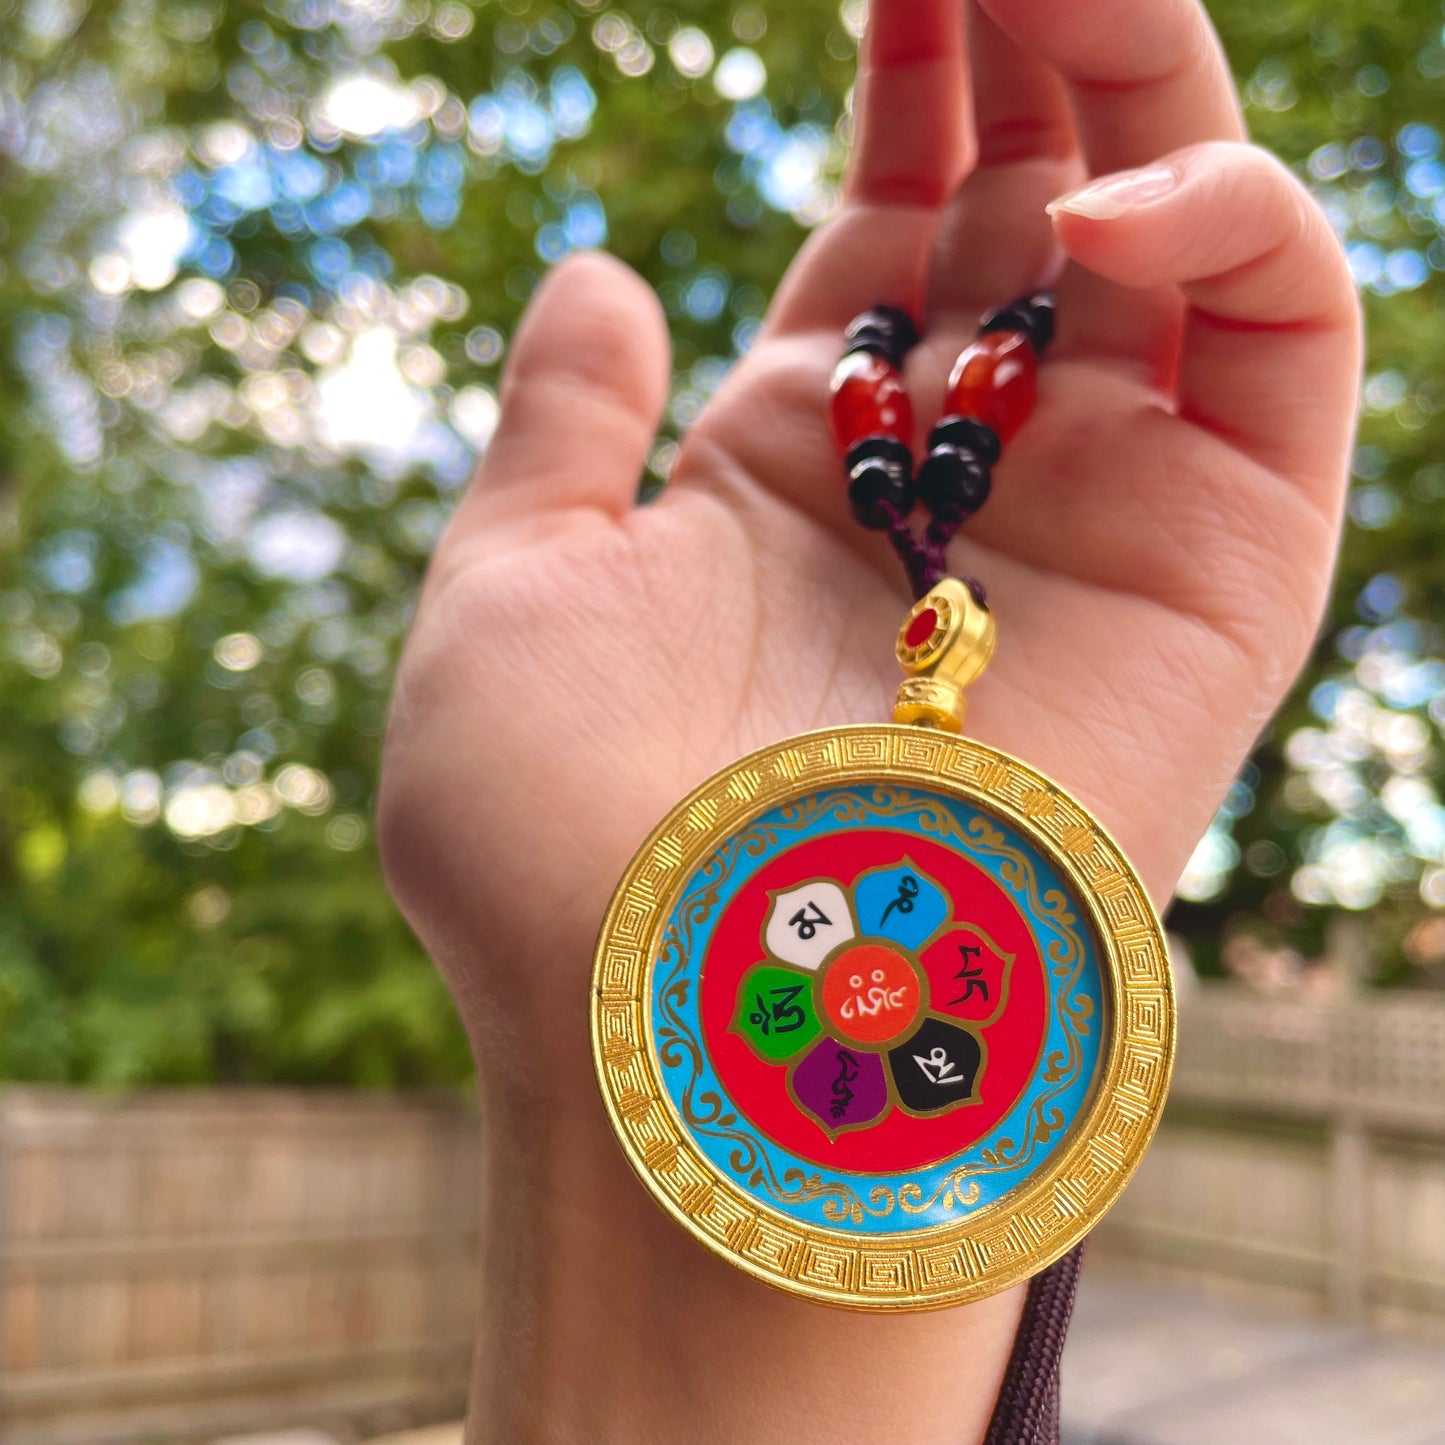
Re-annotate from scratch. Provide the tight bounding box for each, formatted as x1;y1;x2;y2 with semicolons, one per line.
829;350;913;455
943;329;1037;443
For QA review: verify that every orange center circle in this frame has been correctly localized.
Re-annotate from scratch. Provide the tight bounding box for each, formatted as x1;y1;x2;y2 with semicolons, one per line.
818;943;922;1046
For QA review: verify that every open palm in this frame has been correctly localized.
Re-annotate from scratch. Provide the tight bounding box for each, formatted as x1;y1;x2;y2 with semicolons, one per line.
379;0;1359;1440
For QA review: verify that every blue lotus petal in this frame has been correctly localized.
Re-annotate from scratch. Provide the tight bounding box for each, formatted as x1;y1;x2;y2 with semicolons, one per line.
852;860;948;951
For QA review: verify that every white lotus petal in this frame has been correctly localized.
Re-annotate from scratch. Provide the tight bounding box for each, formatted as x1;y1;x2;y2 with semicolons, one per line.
763;881;854;970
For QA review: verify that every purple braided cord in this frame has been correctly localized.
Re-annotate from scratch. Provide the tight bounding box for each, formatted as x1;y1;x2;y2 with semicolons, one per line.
879;503;937;597
879;504;986;606
982;1243;1085;1445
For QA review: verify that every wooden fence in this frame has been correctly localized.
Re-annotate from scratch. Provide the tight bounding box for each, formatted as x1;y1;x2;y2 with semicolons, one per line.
1093;984;1445;1328
0;1090;478;1445
3;987;1445;1441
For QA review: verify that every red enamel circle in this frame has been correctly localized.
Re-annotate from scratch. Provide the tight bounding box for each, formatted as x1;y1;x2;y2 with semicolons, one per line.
699;825;1049;1173
905;607;939;648
819;944;921;1045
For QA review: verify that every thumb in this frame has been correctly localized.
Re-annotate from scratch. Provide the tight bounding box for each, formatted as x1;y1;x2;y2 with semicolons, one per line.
447;251;670;544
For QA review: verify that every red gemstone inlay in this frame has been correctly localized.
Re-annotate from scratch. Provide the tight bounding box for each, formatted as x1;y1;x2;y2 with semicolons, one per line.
944;329;1037;443
905;607;938;648
828;350;913;456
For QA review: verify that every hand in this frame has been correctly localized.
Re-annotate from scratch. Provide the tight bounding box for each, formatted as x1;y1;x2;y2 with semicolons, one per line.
379;0;1359;1439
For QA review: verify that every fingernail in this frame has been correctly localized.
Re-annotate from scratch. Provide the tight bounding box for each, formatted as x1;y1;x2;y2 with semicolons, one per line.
1046;165;1181;220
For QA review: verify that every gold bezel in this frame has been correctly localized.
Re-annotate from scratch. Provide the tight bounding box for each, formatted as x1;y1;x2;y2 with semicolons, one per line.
590;724;1173;1312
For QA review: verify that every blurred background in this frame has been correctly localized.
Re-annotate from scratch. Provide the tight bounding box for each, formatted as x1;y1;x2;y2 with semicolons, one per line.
0;0;1442;1440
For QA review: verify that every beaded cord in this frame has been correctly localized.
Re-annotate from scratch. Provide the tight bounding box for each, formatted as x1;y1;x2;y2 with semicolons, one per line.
828;298;1087;1440
828;294;1056;600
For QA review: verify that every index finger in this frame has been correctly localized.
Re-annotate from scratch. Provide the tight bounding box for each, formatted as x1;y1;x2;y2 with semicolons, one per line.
845;0;972;209
765;0;971;334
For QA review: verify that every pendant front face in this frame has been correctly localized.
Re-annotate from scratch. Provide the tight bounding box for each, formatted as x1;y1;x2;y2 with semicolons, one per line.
592;726;1173;1311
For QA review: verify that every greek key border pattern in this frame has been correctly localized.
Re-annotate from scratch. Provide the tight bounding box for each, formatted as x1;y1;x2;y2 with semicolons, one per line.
591;726;1174;1312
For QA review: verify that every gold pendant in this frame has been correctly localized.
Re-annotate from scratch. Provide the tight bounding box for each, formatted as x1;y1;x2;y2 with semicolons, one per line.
591;580;1173;1310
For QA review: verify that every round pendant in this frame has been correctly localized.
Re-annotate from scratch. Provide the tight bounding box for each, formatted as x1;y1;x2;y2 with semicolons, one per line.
591;725;1174;1310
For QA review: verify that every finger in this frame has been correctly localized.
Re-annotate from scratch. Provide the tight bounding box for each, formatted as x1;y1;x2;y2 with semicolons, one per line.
922;4;1080;385
978;0;1245;367
440;253;669;555
845;0;971;208
1049;142;1361;493
766;0;970;334
967;2;1076;174
979;0;1243;174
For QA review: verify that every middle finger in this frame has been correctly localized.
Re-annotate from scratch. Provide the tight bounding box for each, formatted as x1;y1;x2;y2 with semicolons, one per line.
922;2;1082;394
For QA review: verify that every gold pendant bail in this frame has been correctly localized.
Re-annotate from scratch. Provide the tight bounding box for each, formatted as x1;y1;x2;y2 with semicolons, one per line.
893;578;996;733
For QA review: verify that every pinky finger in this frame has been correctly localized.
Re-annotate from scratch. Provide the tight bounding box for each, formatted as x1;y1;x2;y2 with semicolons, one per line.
1049;141;1362;505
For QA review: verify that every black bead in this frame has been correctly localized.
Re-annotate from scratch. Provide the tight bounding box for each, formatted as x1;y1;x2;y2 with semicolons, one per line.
915;446;991;519
926;415;1001;466
867;304;920;353
979;291;1055;353
847;456;914;530
845;433;913;474
843;305;920;367
842;328;897;364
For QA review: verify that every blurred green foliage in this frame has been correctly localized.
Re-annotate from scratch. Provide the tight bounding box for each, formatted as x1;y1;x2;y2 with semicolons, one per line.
0;0;1442;1084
